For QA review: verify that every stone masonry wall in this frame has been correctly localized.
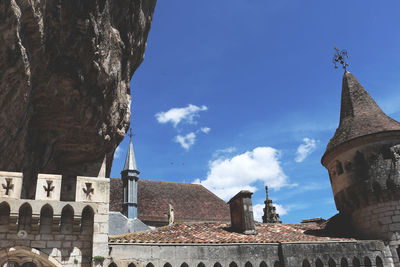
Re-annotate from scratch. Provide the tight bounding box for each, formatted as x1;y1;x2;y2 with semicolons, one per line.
108;244;280;267
0;171;110;267
108;241;394;267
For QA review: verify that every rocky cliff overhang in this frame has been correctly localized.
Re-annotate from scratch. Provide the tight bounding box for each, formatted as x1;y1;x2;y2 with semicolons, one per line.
0;0;157;197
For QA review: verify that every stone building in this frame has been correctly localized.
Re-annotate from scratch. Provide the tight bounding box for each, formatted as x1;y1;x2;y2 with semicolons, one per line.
2;70;400;267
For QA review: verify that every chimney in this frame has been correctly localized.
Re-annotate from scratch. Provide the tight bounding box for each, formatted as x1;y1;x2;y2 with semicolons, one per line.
228;190;257;234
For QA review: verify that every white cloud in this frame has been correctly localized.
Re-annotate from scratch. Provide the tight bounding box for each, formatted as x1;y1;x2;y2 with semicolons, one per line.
174;132;196;150
200;127;211;134
114;146;122;159
194;147;289;201
253;203;264;222
155;104;208;127
274;203;289;216
295;138;317;163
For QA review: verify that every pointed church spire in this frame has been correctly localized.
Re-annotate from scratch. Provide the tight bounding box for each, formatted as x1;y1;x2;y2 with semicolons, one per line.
121;129;139;219
123;129;138;172
325;72;400;153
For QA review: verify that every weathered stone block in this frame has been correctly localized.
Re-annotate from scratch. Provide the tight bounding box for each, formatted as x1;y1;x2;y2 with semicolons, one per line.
47;241;62;248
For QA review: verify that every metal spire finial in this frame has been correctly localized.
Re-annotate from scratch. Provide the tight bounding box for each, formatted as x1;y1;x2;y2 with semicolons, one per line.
129;128;134;139
333;46;349;71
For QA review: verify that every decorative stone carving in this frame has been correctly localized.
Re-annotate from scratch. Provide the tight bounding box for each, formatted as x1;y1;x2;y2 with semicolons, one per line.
262;186;281;224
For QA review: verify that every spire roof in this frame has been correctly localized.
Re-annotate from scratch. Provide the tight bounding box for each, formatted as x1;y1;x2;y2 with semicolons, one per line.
123;137;138;172
325;71;400;153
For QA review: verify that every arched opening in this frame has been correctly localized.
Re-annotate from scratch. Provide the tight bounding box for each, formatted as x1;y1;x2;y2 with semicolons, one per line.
0;202;10;233
60;205;74;234
18;203;32;233
146;263;154;267
340;258;348;267
273;262;280;267
259;261;268;267
39;205;53;234
4;262;19;267
376;256;383;267
352;257;360;267
302;259;311;267
198;262;206;267
181;263;189;267
328;258;336;267
81;206;94;234
214;262;222;267
0;247;60;267
315;259;323;267
128;264;136;267
245;262;253;267
364;257;372;267
229;262;238;267
163;263;172;267
108;263;117;267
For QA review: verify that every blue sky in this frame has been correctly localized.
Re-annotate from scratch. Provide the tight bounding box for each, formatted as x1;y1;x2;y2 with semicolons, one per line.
110;1;400;223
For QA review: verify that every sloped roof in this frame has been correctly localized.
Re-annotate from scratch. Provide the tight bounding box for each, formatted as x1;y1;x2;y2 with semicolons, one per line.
109;179;230;223
109;222;356;244
123;139;138;171
325;71;400;154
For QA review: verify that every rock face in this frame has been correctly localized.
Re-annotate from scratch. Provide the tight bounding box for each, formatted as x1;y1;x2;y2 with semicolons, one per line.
0;0;156;198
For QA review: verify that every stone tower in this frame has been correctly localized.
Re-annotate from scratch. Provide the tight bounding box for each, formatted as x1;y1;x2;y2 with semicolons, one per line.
121;135;140;219
322;71;400;254
262;186;281;223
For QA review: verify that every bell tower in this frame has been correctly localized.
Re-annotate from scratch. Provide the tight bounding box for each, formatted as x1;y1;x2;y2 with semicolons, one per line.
121;130;140;219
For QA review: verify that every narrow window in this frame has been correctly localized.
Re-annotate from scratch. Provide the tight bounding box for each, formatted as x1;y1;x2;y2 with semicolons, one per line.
315;259;323;267
302;259;311;267
0;202;10;233
375;256;383;267
352;257;360;267
60;205;74;234
364;257;372;267
39;204;53;234
81;206;94;234
18;203;32;233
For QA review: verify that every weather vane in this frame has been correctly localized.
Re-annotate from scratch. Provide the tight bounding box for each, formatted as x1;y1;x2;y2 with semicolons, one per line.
128;128;134;139
333;46;349;71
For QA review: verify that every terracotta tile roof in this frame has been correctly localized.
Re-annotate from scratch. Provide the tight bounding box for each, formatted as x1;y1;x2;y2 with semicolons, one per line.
324;72;400;155
109;222;357;244
109;179;230;223
110;178;123;212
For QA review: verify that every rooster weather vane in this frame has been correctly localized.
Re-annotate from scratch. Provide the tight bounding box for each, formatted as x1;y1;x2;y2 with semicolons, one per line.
333;46;349;71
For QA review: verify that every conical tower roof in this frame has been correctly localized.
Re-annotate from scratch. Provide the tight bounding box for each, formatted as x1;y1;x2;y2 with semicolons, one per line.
325;71;400;154
123;137;138;172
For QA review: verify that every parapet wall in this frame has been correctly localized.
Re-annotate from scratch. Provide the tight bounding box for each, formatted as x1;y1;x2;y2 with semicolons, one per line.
108;241;392;267
0;171;110;267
